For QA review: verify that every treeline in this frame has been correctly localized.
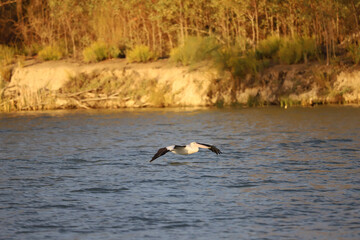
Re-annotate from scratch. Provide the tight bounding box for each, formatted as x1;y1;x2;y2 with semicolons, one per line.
0;0;360;64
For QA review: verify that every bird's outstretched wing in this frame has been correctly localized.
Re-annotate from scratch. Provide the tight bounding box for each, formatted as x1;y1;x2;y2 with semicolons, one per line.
150;147;169;162
196;142;222;155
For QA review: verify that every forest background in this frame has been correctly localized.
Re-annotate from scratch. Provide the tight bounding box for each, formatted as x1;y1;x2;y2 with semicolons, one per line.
1;0;360;64
0;0;360;111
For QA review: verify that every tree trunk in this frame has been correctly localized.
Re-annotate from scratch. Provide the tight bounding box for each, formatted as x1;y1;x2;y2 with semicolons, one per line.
16;0;28;42
351;0;359;33
248;12;255;47
179;0;185;45
253;0;259;44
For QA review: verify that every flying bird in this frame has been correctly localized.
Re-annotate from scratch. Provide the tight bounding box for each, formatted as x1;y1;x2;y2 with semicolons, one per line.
150;142;222;162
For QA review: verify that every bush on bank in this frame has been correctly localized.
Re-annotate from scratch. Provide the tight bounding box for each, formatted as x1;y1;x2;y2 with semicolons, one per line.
38;45;64;61
126;45;158;63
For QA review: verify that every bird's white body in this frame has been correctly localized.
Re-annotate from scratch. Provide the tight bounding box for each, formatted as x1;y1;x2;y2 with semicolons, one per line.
167;142;200;155
150;141;222;162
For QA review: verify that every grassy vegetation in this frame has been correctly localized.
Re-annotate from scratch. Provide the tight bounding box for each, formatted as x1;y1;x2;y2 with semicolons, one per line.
82;41;125;63
170;37;219;66
38;45;64;61
347;43;360;65
278;39;303;64
61;71;170;108
1;0;359;67
82;42;110;63
0;45;16;92
126;45;158;63
280;37;317;64
256;36;281;60
313;70;337;96
169;35;319;93
0;45;16;65
255;36;318;65
279;97;301;108
3;0;359;60
0;86;55;112
247;93;264;107
301;37;318;64
23;43;42;57
0;66;12;85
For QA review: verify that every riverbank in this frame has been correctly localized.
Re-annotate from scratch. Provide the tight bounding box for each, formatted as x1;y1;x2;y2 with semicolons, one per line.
0;59;359;111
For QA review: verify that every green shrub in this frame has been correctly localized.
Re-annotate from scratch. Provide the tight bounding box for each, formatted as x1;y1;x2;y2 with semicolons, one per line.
301;36;317;62
278;38;303;64
213;45;265;89
170;36;219;66
83;42;108;63
256;36;281;59
277;36;318;64
347;43;360;64
0;45;16;65
83;41;109;63
23;42;42;57
126;45;157;63
38;45;63;61
109;45;121;58
212;46;237;73
256;36;317;64
231;53;259;78
82;41;126;63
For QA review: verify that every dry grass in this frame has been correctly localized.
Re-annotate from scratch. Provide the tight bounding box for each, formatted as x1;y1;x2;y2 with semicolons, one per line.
0;86;56;112
0;45;16;66
38;45;64;61
58;70;170;109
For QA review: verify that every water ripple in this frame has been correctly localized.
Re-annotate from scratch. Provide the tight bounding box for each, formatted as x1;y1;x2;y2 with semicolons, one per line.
71;187;130;193
0;107;359;240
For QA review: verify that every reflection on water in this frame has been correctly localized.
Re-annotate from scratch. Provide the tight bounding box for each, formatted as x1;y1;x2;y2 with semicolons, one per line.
0;107;360;239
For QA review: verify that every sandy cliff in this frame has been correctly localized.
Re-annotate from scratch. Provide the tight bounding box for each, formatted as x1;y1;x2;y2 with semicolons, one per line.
1;59;359;111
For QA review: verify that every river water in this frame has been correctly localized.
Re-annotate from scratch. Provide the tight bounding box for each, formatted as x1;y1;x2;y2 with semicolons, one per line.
0;106;359;240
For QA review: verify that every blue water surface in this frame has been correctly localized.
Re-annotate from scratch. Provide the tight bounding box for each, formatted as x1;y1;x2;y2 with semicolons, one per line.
0;106;359;239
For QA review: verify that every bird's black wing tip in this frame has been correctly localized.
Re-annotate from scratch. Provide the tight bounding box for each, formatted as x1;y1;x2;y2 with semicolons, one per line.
210;146;222;155
150;147;169;162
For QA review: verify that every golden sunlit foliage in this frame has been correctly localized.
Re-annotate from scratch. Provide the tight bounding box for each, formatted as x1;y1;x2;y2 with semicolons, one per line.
170;37;219;66
0;0;359;65
82;41;110;63
127;45;158;63
38;45;64;61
